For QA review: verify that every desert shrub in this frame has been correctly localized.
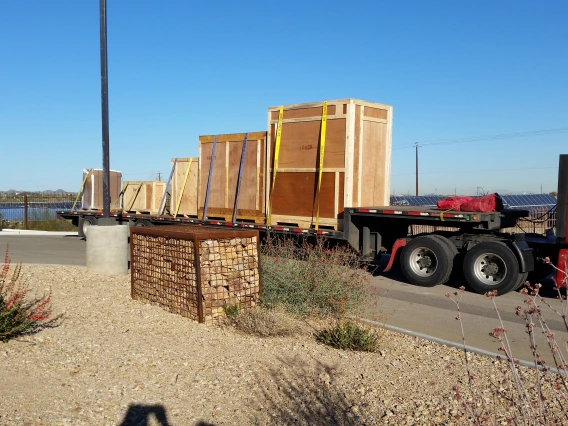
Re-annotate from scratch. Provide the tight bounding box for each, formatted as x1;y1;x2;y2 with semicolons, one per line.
446;257;568;424
316;320;380;352
259;234;375;319
0;245;56;342
232;305;302;337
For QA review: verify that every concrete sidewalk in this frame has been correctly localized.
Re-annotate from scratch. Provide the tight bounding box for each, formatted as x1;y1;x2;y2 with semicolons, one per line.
0;229;79;236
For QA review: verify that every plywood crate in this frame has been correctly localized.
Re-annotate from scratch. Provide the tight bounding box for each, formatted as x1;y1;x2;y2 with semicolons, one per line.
266;99;393;230
123;181;167;214
130;225;261;325
81;168;123;210
198;132;266;223
169;157;199;217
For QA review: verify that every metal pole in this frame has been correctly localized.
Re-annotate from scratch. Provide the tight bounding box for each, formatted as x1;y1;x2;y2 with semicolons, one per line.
100;0;110;219
24;194;28;230
415;142;419;196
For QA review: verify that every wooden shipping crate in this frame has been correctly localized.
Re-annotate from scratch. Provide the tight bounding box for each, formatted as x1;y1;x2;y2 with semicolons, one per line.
169;157;199;217
130;225;261;325
266;99;393;230
198;132;266;223
123;181;167;214
81;169;122;210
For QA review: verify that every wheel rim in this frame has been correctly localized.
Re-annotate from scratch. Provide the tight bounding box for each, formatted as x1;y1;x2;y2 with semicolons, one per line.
82;220;91;235
473;253;507;285
409;247;438;277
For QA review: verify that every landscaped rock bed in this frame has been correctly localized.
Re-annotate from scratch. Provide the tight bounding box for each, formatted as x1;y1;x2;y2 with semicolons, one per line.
0;265;564;425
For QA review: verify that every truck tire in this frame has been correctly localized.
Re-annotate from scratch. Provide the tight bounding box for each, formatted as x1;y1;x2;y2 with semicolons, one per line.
429;234;458;256
400;236;454;287
463;241;521;295
134;219;153;227
78;216;96;240
513;272;529;291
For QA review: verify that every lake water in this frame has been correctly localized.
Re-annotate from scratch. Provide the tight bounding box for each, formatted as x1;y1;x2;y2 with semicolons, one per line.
0;202;74;222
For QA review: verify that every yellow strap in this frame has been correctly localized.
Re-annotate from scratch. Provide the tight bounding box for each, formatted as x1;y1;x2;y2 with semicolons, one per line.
72;169;91;210
267;106;284;225
174;158;193;217
315;101;328;231
439;206;456;221
125;182;144;211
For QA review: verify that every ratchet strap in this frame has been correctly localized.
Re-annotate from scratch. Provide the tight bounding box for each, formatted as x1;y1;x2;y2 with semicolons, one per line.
203;135;218;220
267;106;284;226
72;169;91;211
315;101;328;231
174;158;193;217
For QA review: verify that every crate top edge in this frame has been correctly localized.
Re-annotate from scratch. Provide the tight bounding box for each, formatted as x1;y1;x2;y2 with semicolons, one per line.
171;157;199;162
130;225;260;240
199;131;267;143
267;98;393;111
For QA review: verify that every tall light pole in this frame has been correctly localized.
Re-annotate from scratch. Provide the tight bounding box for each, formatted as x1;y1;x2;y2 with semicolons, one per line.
99;0;110;219
415;142;419;196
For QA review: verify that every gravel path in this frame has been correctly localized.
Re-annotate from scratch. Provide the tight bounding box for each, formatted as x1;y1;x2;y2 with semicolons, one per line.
1;265;565;425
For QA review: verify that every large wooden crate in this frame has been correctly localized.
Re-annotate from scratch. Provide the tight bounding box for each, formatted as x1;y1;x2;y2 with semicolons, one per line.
130;225;261;325
123;181;167;214
198;132;266;223
169;157;199;217
81;169;122;210
266;99;393;230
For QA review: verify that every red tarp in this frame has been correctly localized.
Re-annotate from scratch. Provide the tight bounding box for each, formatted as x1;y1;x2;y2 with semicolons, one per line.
437;193;504;212
436;196;474;211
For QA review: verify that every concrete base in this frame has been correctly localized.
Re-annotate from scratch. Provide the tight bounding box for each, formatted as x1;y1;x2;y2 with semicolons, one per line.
86;224;129;275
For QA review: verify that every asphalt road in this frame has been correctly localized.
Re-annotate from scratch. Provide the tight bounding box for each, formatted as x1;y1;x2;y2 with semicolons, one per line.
1;231;566;367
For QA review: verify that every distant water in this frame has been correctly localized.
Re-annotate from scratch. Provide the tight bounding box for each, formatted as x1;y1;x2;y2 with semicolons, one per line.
0;202;74;222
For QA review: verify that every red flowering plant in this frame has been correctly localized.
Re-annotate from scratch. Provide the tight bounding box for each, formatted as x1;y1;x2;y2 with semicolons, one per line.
0;244;57;342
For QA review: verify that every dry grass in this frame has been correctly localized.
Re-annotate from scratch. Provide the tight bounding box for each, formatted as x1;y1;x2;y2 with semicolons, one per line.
232;305;303;337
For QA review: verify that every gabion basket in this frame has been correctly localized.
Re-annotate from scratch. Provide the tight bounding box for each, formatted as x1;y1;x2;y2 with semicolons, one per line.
130;225;261;325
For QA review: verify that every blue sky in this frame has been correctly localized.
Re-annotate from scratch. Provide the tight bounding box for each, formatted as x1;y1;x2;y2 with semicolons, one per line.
1;0;566;196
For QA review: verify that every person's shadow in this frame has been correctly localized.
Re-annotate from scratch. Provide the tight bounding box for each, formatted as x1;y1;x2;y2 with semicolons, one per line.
118;404;216;426
119;404;170;426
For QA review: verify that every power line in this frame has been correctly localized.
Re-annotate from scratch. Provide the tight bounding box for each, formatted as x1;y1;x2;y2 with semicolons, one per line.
391;165;558;177
392;126;568;150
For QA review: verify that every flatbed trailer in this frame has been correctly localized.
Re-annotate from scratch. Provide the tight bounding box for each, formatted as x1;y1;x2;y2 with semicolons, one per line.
57;154;568;296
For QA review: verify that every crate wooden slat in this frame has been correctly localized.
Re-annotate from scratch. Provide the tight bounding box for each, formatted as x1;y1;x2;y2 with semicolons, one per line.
169;157;199;217
198;132;266;222
130;225;261;325
266;99;393;230
123;181;167;214
81;169;122;210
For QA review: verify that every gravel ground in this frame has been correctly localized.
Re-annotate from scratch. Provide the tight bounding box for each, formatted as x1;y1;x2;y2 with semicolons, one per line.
1;265;566;425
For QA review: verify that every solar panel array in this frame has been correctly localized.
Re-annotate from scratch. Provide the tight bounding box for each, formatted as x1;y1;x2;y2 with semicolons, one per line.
389;194;557;211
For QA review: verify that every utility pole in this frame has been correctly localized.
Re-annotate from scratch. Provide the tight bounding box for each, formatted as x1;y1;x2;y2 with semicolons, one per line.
157;172;162;181
415;142;420;196
99;0;110;219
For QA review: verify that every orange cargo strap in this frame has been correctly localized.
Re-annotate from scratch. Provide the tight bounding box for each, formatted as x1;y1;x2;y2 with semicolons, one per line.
268;106;284;226
315;101;328;230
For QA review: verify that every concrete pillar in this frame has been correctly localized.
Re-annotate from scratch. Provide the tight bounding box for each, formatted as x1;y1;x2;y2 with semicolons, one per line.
86;224;129;275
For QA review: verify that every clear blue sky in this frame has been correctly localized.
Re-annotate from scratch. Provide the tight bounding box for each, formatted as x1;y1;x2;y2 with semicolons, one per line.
1;0;566;196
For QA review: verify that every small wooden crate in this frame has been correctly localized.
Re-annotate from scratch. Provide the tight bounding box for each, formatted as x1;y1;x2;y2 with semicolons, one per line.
130;225;261;325
169;157;199;217
122;181;167;214
266;99;393;230
81;169;123;210
198;132;266;223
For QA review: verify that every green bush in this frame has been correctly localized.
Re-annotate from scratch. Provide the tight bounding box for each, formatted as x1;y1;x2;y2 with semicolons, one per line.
259;235;374;319
315;320;380;352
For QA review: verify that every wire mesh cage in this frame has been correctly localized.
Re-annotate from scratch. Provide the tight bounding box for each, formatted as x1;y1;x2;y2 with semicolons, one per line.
130;225;261;325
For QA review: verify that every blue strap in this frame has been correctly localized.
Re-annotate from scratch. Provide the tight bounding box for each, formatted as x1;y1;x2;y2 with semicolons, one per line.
232;133;248;223
202;135;217;220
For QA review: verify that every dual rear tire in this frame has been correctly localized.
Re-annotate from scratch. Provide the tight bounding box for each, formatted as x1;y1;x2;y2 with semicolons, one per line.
400;236;526;295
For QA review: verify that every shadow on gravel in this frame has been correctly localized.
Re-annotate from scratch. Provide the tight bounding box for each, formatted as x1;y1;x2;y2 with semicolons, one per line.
119;404;170;426
251;355;362;425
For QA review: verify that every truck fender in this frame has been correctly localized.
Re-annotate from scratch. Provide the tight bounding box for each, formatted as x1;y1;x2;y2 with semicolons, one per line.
383;238;407;273
508;239;535;273
556;249;568;289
